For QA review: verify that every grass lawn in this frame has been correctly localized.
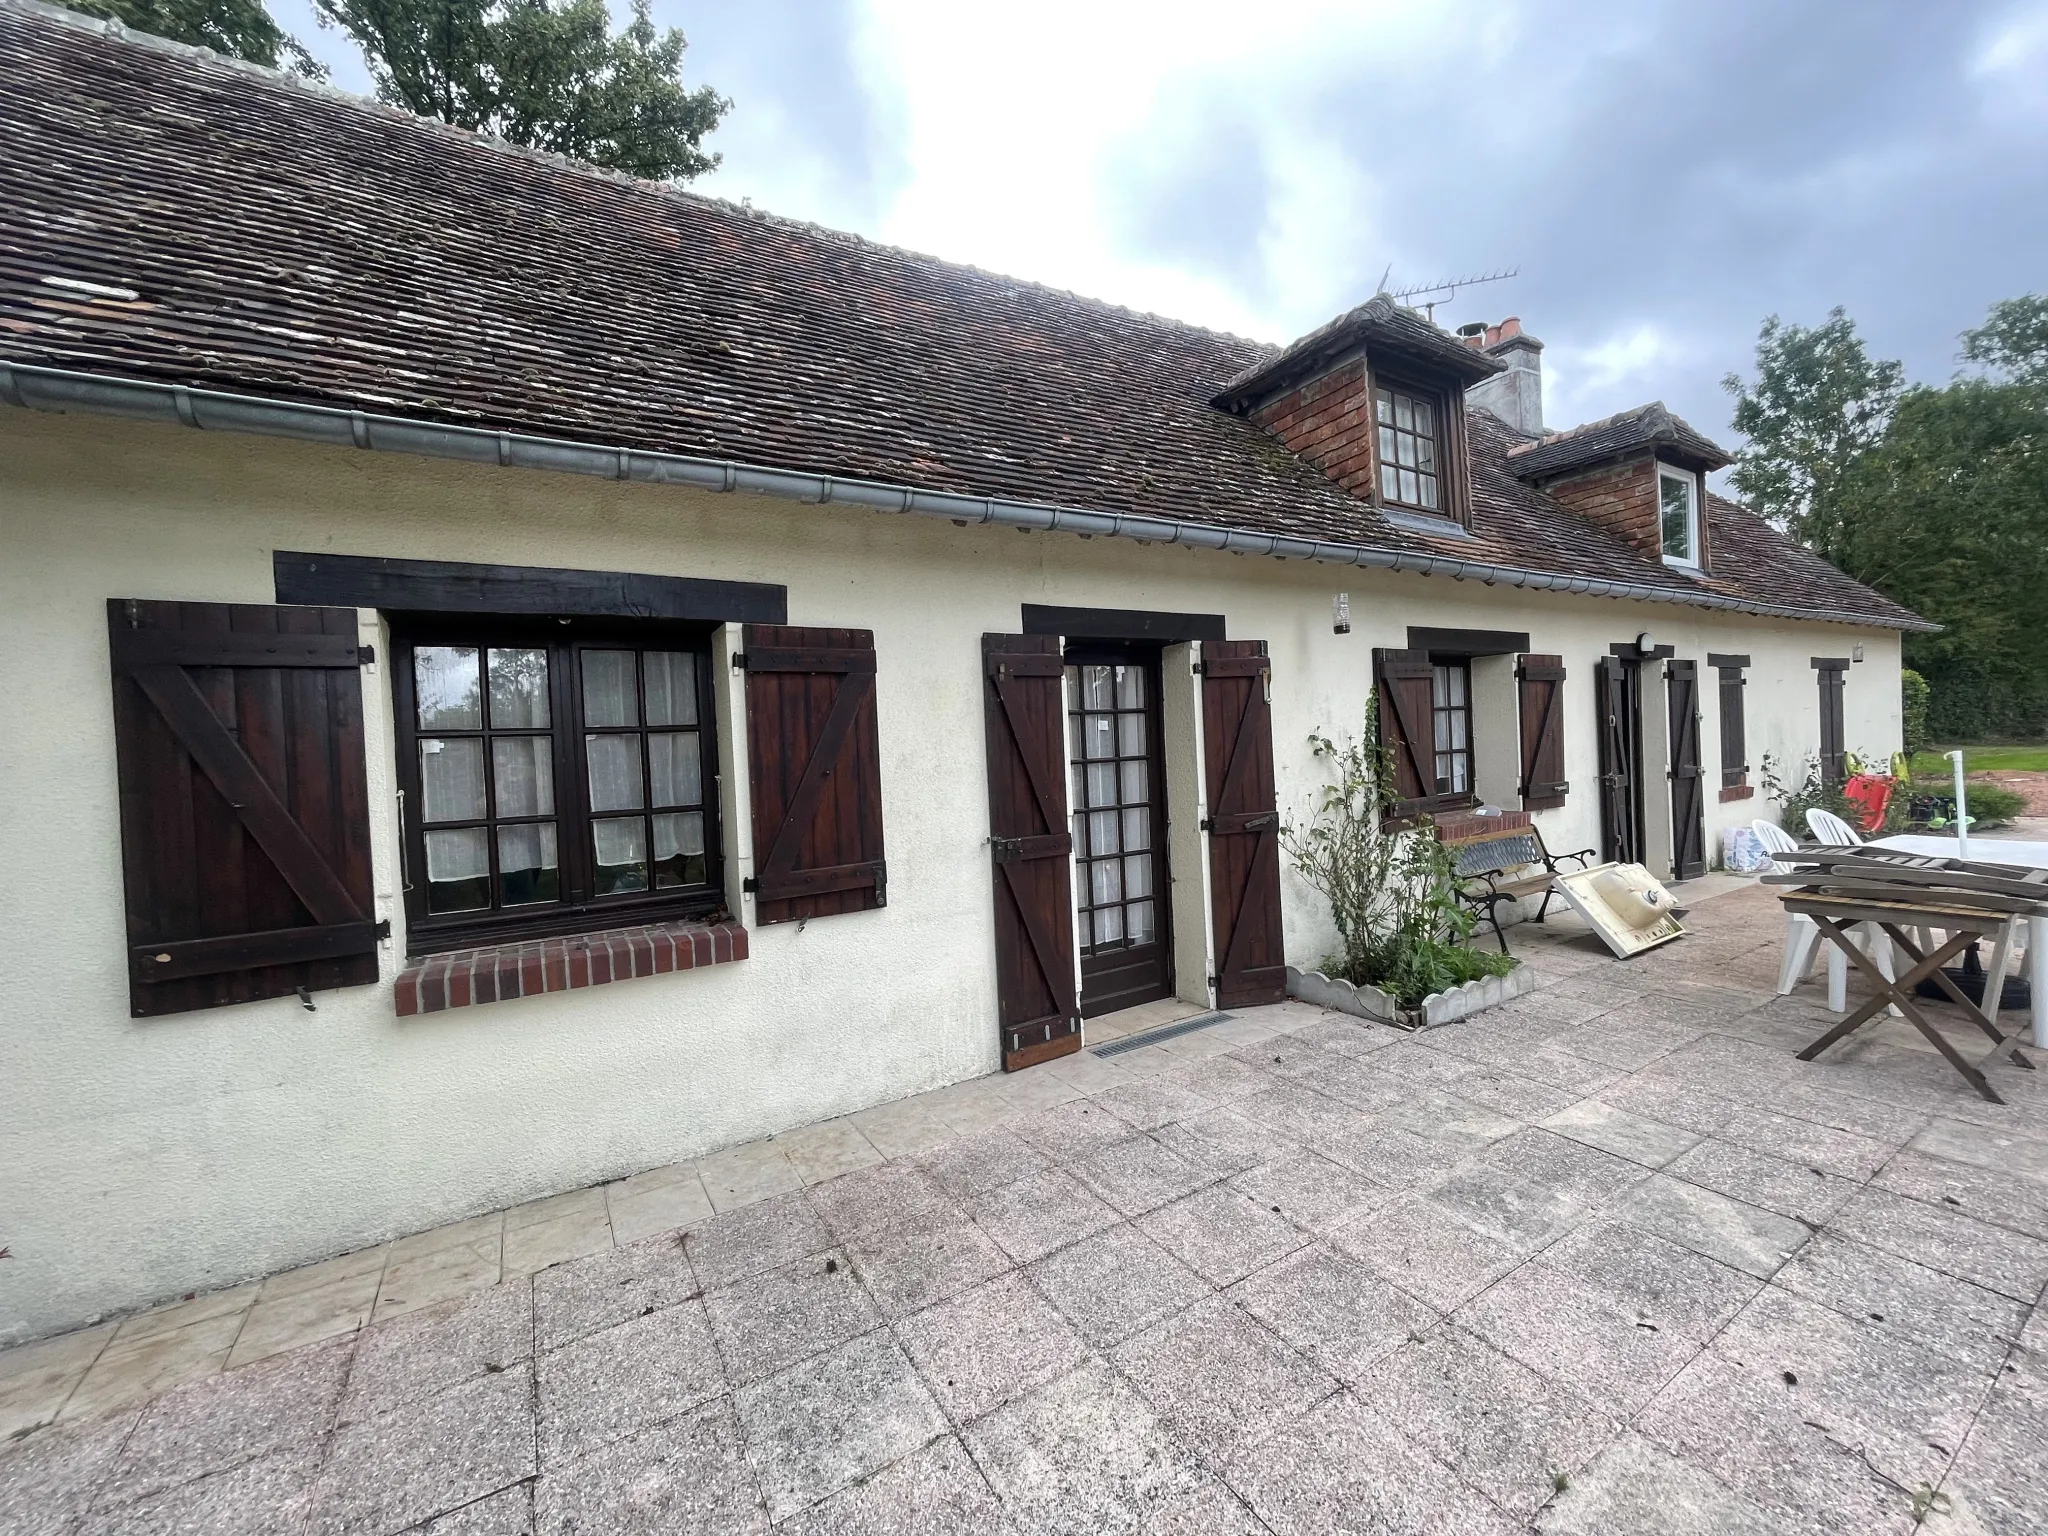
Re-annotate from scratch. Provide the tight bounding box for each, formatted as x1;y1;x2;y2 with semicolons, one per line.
1908;744;2048;775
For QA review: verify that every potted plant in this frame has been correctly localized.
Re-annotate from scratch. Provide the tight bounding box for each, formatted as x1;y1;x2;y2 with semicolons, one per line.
1280;709;1530;1029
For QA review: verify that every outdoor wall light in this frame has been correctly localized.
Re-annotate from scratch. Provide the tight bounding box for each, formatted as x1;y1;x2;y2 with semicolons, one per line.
1333;593;1351;634
1636;631;1656;655
1853;643;1865;662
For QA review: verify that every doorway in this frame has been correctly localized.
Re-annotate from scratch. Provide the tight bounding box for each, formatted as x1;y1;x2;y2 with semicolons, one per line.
1065;645;1173;1017
1596;655;1646;863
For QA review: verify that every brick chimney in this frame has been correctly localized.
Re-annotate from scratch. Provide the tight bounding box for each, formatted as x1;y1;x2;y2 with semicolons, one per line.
1460;318;1544;435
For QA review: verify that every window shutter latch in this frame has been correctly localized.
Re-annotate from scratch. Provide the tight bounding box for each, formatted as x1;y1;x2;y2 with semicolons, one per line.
356;644;376;666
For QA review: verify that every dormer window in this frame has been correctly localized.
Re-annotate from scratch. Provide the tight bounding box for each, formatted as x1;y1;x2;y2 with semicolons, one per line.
1375;385;1442;513
1657;463;1701;568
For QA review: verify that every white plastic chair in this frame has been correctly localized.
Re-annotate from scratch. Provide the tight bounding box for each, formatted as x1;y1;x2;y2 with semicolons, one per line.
1806;807;1863;846
1754;820;1822;994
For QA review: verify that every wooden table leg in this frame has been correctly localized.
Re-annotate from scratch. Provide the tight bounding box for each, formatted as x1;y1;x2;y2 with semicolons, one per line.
2033;914;2047;1050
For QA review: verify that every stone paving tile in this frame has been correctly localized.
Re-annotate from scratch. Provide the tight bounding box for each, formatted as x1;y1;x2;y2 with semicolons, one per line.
1230;1150;1391;1234
1773;1232;2027;1373
1110;1295;1335;1459
1451;1065;1584;1123
1663;1137;1860;1227
1150;1107;1300;1177
1151;1056;1273;1106
603;1169;714;1247
1360;1325;1622;1517
964;1360;1205;1534
1068;1134;1215;1217
778;1433;1003;1536
806;1161;965;1243
1006;1098;1131;1163
894;1272;1087;1426
1534;1429;1779;1535
1614;1174;1813;1279
411;1484;533;1534
734;1331;946;1522
1477;1126;1660;1208
1910;1114;2048;1181
677;1190;832;1292
66;1314;248;1420
1230;1244;1437;1387
535;1300;724;1466
1931;1342;2048;1536
532;1397;766;1535
1093;1076;1219;1132
304;1367;535;1536
1315;1123;1473;1192
1831;1186;2048;1302
1551;1015;1706;1071
100;1335;351;1507
531;1231;697;1352
1027;1223;1212;1351
81;1442;324;1536
843;1219;1011;1319
0;1409;139;1536
1230;1080;1365;1143
1872;1149;2048;1242
1326;1191;1523;1312
1542;1099;1702;1169
0;1323;114;1439
1534;1221;1761;1345
1135;1184;1311;1285
341;1283;532;1425
964;1166;1120;1264
701;1249;878;1387
1219;1388;1521;1536
914;1128;1048;1199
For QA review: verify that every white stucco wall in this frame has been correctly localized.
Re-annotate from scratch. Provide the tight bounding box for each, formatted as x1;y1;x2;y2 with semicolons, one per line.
0;408;1903;1341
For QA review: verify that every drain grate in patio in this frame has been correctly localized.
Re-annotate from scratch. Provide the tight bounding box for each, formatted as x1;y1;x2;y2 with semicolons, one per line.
1090;1011;1234;1057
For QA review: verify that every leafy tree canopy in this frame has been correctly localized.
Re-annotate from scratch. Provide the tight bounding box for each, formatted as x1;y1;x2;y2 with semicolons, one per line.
1963;293;2048;390
313;0;728;181
72;0;324;74
1722;307;1903;564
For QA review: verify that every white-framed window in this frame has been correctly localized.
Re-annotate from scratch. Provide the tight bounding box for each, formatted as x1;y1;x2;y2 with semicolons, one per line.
1657;463;1701;568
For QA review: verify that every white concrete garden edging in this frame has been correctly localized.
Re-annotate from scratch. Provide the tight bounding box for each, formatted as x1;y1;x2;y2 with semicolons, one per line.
1285;960;1536;1030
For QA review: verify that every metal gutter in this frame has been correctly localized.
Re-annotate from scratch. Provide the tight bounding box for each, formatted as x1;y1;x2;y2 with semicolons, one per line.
0;362;1934;632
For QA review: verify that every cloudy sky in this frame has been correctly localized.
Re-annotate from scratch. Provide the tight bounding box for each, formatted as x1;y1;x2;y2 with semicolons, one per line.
274;0;2047;442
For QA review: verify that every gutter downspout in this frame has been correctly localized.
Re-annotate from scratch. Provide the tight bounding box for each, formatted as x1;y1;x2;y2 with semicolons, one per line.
0;362;1934;634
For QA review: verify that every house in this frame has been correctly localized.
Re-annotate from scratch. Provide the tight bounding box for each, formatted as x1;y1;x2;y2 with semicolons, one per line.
0;0;1926;1344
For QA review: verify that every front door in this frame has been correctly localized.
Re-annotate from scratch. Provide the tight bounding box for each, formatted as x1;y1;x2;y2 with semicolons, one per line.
1065;648;1172;1017
1596;656;1645;863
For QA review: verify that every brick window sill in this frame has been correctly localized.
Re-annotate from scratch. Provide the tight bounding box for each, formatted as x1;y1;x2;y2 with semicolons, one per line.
1718;784;1755;803
395;918;749;1017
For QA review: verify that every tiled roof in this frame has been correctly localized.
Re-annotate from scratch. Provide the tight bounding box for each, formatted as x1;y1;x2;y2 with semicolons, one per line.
0;2;1923;631
1507;402;1734;479
1213;293;1504;409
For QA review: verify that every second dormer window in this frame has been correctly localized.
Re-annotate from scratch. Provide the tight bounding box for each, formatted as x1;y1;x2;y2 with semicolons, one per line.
1375;385;1441;513
1658;464;1701;568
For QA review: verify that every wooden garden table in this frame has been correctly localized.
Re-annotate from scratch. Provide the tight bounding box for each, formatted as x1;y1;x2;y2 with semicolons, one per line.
1870;835;2048;1048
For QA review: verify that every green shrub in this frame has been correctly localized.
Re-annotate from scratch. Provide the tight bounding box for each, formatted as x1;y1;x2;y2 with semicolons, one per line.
1281;702;1518;1010
1907;780;2027;829
1900;669;1931;757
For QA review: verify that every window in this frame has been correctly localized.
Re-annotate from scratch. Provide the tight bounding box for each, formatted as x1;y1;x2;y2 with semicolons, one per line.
1658;465;1701;567
1375;384;1442;513
1430;660;1473;797
394;622;722;951
1066;660;1161;956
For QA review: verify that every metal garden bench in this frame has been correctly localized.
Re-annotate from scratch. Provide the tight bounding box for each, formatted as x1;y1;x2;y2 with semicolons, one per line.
1441;820;1597;954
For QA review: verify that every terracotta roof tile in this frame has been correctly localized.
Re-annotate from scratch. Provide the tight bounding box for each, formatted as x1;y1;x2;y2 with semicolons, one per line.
0;2;1921;631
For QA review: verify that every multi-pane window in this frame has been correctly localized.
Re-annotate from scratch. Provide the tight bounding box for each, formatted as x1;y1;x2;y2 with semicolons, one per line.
396;626;720;950
1375;385;1441;512
1430;661;1473;797
1658;466;1700;567
1066;662;1159;955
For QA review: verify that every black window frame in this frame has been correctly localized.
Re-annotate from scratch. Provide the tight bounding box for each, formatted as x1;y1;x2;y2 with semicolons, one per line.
391;614;726;955
1428;657;1476;801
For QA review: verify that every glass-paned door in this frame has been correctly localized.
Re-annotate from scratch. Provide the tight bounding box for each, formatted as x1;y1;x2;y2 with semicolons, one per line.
1066;651;1172;1017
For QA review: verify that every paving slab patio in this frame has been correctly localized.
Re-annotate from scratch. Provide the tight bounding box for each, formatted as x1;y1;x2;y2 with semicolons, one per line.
7;881;2048;1533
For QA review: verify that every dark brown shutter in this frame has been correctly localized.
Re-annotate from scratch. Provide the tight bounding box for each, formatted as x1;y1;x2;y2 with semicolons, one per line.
1373;648;1436;816
982;635;1081;1070
1717;666;1748;787
1815;660;1848;788
108;599;378;1018
743;625;886;925
1595;655;1636;863
1203;641;1286;1008
1515;654;1568;810
1666;660;1707;880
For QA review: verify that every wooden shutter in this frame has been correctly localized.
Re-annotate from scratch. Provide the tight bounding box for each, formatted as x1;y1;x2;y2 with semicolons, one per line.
1666;660;1707;880
1815;661;1848;788
743;625;886;925
108;599;378;1018
1373;648;1436;817
1717;666;1747;788
982;635;1080;1070
1515;654;1568;810
1595;655;1636;864
1203;641;1286;1008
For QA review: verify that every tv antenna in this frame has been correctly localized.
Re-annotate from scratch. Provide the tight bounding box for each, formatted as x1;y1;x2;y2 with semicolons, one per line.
1387;267;1519;323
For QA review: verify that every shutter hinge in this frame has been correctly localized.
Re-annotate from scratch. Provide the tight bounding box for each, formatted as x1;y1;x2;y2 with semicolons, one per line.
374;918;391;940
1191;660;1207;676
731;652;748;671
742;875;758;892
1199;817;1211;832
357;644;377;666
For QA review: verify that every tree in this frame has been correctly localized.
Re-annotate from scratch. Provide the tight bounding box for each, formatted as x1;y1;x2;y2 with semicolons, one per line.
313;0;728;181
1963;294;2048;390
1722;308;1903;564
72;0;325;74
